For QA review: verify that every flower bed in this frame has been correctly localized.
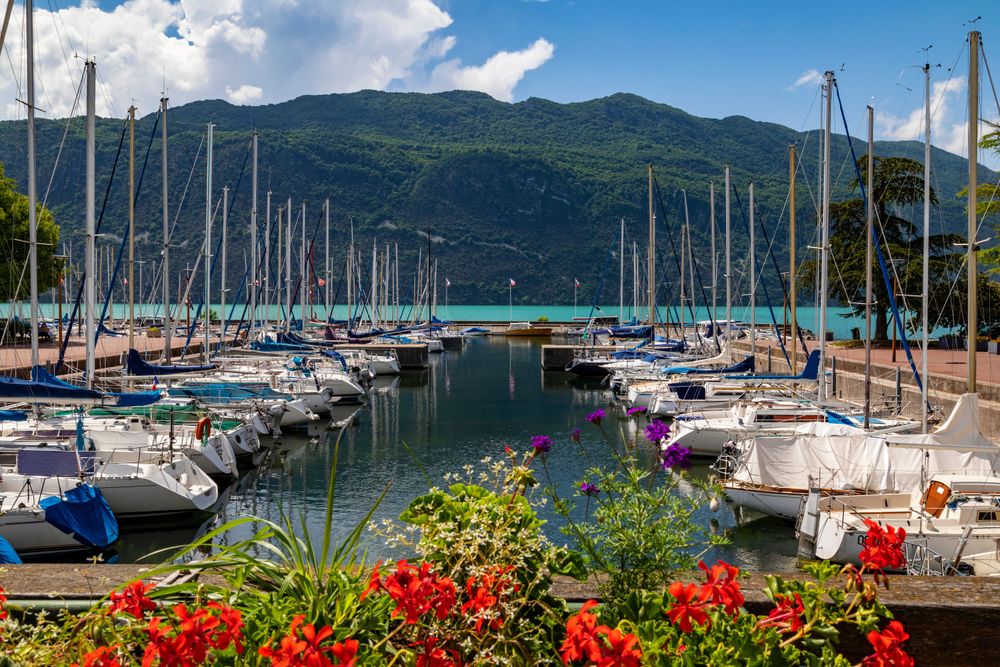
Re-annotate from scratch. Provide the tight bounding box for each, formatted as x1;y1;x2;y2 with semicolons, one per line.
0;410;914;666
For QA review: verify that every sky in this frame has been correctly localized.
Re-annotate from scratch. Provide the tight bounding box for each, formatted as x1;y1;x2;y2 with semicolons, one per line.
4;0;1000;161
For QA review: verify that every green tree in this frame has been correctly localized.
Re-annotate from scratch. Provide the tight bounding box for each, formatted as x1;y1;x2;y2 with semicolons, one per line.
0;163;61;301
800;155;963;341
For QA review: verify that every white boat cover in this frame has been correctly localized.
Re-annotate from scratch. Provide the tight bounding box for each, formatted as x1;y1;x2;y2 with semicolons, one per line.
732;395;1000;493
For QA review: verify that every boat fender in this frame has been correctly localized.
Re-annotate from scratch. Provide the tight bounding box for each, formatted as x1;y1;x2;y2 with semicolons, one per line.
195;417;212;442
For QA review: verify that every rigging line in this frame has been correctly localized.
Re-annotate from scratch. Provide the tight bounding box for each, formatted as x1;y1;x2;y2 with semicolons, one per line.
93;109;161;351
56;116;128;369
44;0;75;91
143;133;207;324
649;175;705;347
980;42;1000;118
750;195;812;354
834;80;924;396
41;64;83;208
730;183;792;369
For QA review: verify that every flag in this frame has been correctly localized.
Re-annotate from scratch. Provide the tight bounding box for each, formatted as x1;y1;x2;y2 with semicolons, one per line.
574;278;581;288
509;278;516;287
123;278;128;285
445;278;451;288
318;278;326;286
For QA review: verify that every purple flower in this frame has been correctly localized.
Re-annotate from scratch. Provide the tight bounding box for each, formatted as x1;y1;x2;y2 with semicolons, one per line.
586;409;606;425
579;481;600;497
531;435;553;453
660;442;691;470
644;419;671;444
570;428;581;443
626;406;647;417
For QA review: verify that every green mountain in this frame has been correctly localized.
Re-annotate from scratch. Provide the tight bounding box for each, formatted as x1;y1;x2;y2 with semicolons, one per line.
0;90;990;308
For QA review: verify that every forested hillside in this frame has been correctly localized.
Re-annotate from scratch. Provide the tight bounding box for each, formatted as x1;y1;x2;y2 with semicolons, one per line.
0;90;988;305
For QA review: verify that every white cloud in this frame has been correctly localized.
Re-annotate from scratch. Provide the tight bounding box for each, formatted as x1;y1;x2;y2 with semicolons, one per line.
427;38;554;102
225;83;262;104
1;0;554;121
788;68;823;91
876;76;981;157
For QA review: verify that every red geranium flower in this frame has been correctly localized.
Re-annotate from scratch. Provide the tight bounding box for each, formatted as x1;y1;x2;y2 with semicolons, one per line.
596;628;642;667
665;582;710;632
258;614;339;667
380;560;456;624
109;581;156;619
698;560;744;616
863;621;914;667
860;520;907;572
415;636;462;667
330;638;359;667
561;600;605;664
206;601;244;653
461;565;517;633
72;646;123;667
757;593;805;635
360;560;383;601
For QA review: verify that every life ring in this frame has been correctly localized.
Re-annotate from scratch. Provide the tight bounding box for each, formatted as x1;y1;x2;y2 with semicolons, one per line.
195;417;212;441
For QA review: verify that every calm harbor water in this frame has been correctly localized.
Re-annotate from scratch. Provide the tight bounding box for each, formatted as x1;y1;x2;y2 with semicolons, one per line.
111;336;799;572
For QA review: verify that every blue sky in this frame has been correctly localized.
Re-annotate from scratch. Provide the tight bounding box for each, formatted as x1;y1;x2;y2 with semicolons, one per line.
9;1;1000;156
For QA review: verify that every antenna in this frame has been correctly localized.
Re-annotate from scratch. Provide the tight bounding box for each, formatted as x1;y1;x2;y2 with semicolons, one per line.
966;15;982;26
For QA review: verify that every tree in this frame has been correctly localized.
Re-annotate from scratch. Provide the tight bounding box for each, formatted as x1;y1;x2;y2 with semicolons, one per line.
799;155;963;341
0;163;61;302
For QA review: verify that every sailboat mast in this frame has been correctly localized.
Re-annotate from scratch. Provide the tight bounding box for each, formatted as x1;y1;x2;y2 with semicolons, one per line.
221;186;228;351
26;0;38;368
724;166;731;342
324;199;330;321
161;95;172;362
680;191;688;339
647;165;655;326
85;59;96;387
710;183;717;347
749;181;757;359
264;190;271;328
864;107;874;429
818;71;834;401
285;197;292;332
922;63;931;431
619;217;625;322
204;123;213;363
250;133;258;339
127;106;136;350
968;31;980;393
789;145;797;374
300;202;306;327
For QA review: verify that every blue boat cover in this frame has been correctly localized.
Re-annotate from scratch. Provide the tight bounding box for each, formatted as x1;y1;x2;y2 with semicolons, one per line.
124;349;216;376
0;410;28;421
320;349;349;371
112;390;162;407
0;536;21;564
98;323;125;337
250;340;312;353
0;366;104;403
39;483;118;549
725;350;820;381
664;355;755;375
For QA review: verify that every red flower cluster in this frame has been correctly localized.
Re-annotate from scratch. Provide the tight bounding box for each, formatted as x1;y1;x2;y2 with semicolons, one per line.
0;586;7;620
860;520;907;572
415;636;462;667
665;559;745;632
142;602;244;666
258;615;358;667
109;581;156;620
71;646;123;667
460;565;519;633
757;593;805;635
364;560;457;624
863;621;914;667
561;600;642;667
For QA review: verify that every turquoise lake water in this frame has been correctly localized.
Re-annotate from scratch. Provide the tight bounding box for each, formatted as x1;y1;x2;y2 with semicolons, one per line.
6;302;914;341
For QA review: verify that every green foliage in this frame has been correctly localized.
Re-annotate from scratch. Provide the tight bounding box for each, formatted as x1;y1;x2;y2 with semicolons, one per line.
0;162;61;302
545;415;725;613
